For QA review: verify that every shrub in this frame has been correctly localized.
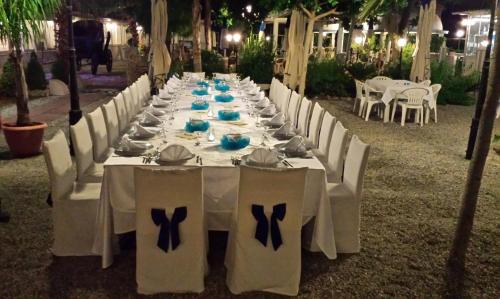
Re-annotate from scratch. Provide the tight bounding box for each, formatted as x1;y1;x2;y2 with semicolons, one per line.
25;52;48;90
0;56;17;97
168;59;185;78
431;60;479;106
345;62;378;81
201;50;225;78
237;35;274;84
306;57;352;97
51;56;69;84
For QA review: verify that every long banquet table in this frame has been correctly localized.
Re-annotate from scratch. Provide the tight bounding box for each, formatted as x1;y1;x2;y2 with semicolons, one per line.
92;81;338;268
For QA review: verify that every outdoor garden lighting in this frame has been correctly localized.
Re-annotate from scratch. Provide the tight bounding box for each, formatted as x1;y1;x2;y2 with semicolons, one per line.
461;19;475;26
233;33;241;43
397;37;407;48
480;40;489;47
456;29;465;38
226;34;233;42
265;36;271;41
246;4;252;13
354;36;363;45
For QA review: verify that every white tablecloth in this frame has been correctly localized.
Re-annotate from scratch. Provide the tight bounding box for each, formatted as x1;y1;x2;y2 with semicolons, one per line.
92;83;338;268
366;79;435;109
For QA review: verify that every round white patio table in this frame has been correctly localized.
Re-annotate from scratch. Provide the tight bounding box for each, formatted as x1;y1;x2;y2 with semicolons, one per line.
365;79;434;123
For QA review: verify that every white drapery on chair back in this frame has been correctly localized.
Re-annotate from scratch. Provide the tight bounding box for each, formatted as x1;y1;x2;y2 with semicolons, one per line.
70;117;102;183
279;88;292;113
86;108;110;162
410;0;436;81
149;0;171;89
307;103;325;147
326;121;348;183
287;91;301;127
135;167;207;294
225;166;307;296
114;93;129;133
102;101;120;146
344;136;371;199
297;97;312;136
315;112;336;158
122;87;135;121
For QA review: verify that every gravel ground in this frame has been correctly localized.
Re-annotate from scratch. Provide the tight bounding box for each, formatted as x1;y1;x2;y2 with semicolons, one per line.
0;96;498;298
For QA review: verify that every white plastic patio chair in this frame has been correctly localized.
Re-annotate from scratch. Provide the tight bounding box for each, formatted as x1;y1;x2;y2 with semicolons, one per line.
327;135;370;253
307;103;324;148
134;167;207;294
362;84;384;121
70;117;104;183
114;93;129;133
286;91;301;127
372;76;390;81
421;79;431;86
353;79;365;115
86;107;112;162
426;84;442;123
396;88;428;127
42;130;100;256
311;112;336;160
296;97;312;136
102;100;120;146
225;166;307;296
324;121;349;183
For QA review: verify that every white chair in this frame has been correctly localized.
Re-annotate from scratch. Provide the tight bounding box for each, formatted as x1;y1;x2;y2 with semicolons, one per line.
362;84;384;121
296;97;312;135
42;130;100;256
70;117;104;183
396;88;427;127
421;79;431;86
273;83;284;109
286;91;301;127
426;84;441;123
279;88;292;113
312;112;336;159
327;135;370;253
102;100;120;146
307;103;324;148
372;76;390;81
225;166;307;296
122;87;135;120
325;121;348;183
114;93;129;133
86;107;112;162
353;80;365;115
130;82;142;114
269;78;279;102
135;167;207;294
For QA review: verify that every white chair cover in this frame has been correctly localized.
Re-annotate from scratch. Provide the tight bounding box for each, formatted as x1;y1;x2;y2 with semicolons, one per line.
42;130;100;256
307;103;324;147
86;107;111;162
278;87;292;113
122;87;135;120
70;117;104;183
326;121;348;183
269;78;278;102
313;112;336;159
287;91;301;127
114;93;129;133
296;97;312;136
135;167;207;294
102;101;120;146
130;82;141;114
327;135;370;253
225;166;307;296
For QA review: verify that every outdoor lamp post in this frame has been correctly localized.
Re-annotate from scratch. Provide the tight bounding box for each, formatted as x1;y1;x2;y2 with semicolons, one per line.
226;33;241;71
66;0;81;129
456;29;465;52
397;37;407;79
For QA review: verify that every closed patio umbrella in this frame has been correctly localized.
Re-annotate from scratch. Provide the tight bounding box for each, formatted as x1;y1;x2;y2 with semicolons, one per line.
284;10;306;90
410;0;436;82
149;0;171;89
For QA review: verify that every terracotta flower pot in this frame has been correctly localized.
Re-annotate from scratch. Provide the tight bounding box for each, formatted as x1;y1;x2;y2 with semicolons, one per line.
2;122;48;157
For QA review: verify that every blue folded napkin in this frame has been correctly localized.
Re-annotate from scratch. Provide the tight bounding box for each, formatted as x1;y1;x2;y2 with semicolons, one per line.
197;81;209;88
221;134;250;150
215;94;234;103
218;110;240;121
215;83;230;92
213;78;224;85
191;100;210;110
185;120;210;132
192;88;209;96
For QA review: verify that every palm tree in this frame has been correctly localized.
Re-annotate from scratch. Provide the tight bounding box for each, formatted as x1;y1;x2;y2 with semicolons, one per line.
0;0;61;125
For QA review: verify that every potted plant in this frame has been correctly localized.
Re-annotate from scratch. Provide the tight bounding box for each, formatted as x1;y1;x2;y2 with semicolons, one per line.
0;0;61;157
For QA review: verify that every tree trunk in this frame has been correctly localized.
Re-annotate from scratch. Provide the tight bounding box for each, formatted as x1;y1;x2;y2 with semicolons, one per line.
447;6;500;295
346;17;355;63
12;48;30;125
204;0;212;50
299;17;315;96
192;0;202;72
398;0;416;35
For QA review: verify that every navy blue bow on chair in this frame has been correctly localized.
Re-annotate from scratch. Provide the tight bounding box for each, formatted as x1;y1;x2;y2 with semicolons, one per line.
151;207;187;252
251;203;286;250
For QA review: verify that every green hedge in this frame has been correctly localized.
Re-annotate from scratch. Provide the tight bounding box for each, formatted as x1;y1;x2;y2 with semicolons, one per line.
201;50;225;78
306;57;352;97
237;35;274;84
0;57;16;97
431;60;479;106
26;52;48;90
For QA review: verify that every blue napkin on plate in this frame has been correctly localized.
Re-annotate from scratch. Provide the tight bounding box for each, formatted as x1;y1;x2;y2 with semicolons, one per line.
215;83;230;92
218;110;240;121
192;88;209;96
191;100;210;110
185;119;210;132
215;94;234;103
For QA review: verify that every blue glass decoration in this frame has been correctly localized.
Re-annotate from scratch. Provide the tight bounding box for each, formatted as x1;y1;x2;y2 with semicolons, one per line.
185;120;210;132
191;100;210;110
213;78;224;85
214;94;234;103
214;83;230;92
196;81;209;88
192;88;209;96
220;134;250;150
218;110;240;121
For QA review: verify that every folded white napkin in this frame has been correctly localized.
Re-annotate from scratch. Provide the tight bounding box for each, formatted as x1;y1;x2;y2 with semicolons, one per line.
274;121;295;136
120;135;150;151
142;112;162;125
132;123;156;137
152;96;169;107
248;148;280;166
240;77;250;84
259;104;277;116
283;136;306;153
148;106;166;117
269;112;285;125
256;97;270;108
158;88;171;99
159;144;193;162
